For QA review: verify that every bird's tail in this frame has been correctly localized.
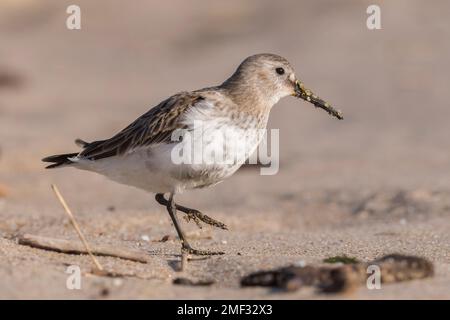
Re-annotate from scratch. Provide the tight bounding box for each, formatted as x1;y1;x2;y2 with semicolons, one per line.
42;152;79;169
42;138;92;169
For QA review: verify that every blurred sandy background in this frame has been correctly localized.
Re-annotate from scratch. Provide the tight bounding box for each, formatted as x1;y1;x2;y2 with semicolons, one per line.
0;0;449;299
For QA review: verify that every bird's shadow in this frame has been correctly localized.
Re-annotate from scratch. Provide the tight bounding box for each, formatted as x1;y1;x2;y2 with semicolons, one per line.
146;250;181;272
146;249;211;272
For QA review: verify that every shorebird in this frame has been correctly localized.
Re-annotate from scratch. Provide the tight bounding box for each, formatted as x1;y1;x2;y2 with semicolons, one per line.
43;54;343;255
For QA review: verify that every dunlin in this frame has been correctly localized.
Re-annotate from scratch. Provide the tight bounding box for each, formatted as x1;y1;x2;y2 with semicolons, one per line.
43;53;343;255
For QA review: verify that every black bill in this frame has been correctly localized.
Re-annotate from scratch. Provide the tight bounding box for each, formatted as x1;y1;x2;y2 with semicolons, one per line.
294;80;343;120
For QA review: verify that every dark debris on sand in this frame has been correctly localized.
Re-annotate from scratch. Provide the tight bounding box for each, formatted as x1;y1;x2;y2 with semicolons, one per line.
241;254;434;293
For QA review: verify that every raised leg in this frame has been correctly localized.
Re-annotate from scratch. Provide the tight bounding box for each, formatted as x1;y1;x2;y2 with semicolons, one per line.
157;193;224;256
155;193;227;230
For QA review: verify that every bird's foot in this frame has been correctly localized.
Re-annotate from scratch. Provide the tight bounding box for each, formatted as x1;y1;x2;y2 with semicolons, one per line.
155;194;227;230
183;209;228;230
183;212;203;229
182;244;224;256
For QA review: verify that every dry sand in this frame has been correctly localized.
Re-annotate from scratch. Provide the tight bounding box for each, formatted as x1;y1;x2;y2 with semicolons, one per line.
0;0;449;299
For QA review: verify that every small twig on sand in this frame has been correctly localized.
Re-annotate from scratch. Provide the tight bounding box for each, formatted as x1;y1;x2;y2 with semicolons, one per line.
180;249;188;272
51;184;103;271
173;277;215;286
17;234;148;263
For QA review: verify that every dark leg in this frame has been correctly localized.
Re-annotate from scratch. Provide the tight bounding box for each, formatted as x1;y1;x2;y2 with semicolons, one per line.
155;194;227;230
157;193;224;256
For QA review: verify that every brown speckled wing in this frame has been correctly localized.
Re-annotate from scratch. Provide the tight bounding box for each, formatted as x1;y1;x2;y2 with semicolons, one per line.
79;92;204;161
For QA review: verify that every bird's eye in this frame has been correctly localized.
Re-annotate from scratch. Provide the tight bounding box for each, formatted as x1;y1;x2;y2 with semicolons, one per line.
276;67;285;75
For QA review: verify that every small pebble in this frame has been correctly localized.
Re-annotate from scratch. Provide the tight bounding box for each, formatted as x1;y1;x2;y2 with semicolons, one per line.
99;287;110;297
294;260;306;267
113;278;123;287
159;235;170;242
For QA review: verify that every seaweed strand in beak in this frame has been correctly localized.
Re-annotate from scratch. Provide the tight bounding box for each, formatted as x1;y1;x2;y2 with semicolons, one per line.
294;80;343;120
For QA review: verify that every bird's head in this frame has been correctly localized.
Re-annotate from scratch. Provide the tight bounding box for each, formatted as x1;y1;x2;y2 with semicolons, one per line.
223;53;343;120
